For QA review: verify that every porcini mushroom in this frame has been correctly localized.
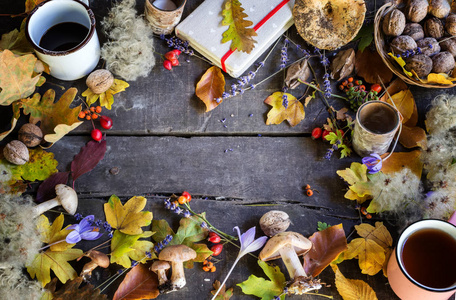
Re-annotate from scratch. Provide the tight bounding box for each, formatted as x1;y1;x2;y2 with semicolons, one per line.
259;231;312;279
158;244;196;291
34;184;78;217
151;260;171;293
80;250;110;280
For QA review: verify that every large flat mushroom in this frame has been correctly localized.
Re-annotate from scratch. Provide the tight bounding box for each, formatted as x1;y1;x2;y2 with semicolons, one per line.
293;0;366;50
158;244;196;291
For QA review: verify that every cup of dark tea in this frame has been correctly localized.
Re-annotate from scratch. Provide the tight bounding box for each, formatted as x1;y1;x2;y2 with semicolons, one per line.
352;100;400;157
25;0;100;81
387;219;456;300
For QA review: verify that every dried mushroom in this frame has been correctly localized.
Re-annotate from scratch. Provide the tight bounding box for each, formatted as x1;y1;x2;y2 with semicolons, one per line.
403;23;425;41
405;0;429;23
432;51;455;73
285;60;311;89
382;9;406;36
330;48;355;80
293;0;366;50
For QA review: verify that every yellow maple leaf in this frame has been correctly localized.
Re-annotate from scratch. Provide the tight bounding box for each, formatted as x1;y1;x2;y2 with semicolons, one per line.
331;265;378;300
337;162;373;203
82;79;129;110
386;89;414;124
381;150;423;179
355;222;392;249
104;195;153;235
264;92;305;127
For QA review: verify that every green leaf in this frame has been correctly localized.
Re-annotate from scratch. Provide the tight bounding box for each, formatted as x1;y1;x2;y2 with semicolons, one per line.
340;144;352;159
237;260;286;300
0;20;34;55
0;158;23;194
221;0;257;53
317;221;331;231
336;162;368;186
352;23;374;52
151;219;175;243
325;132;338;144
18;148;58;181
171;213;208;246
110;230;156;268
184;243;213;269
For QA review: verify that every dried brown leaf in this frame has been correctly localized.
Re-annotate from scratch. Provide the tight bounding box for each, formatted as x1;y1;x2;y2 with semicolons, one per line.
379;78;408;102
195;66;226;112
53;277;107;300
399;125;427;150
211;280;234;300
113;263;159;300
355;48;393;84
285;59;311;89
331;48;355;80
386;90;415;125
381;150;423;178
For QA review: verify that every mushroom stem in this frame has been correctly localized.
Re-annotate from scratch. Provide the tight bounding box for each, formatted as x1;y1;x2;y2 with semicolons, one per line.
279;244;307;278
156;269;168;286
170;262;186;289
81;261;98;278
34;198;60;217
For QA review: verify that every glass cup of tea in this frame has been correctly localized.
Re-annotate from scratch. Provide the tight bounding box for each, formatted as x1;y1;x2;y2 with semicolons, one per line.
387;219;456;300
25;0;100;81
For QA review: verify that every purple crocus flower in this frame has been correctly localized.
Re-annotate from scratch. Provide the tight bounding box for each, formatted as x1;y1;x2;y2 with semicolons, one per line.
66;215;103;244
362;153;383;174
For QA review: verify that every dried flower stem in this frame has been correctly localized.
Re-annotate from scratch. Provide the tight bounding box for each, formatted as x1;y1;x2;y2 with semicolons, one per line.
38;239;66;252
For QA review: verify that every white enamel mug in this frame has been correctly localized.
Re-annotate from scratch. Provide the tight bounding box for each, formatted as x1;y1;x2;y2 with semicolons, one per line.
25;0;100;81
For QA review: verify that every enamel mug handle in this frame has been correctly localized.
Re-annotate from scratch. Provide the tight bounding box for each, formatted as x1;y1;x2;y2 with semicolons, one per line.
78;0;89;6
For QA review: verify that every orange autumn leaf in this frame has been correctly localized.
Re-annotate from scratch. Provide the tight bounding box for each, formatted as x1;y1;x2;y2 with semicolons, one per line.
399;125;427;150
331;265;378;300
303;224;348;277
25;0;46;12
379;78;408;102
386;89;415;124
355;48;392;84
381;150;423;178
196;66;226;112
264;92;305;127
113;263;159;300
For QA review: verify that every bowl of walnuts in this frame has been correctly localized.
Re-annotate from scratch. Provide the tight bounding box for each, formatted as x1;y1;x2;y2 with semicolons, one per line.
374;0;456;88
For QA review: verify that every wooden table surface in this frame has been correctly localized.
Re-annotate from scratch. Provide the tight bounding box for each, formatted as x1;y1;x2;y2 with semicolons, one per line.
1;0;453;299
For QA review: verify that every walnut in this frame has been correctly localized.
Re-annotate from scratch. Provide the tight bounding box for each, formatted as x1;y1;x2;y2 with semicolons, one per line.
382;9;406;36
3;140;29;165
432;51;455;73
445;13;456;36
416;37;441;56
424;17;444;39
18;123;43;147
403;23;425;41
86;69;114;94
405;0;429;23
440;37;456;56
390;35;417;55
429;0;451;19
259;211;291;237
405;54;433;77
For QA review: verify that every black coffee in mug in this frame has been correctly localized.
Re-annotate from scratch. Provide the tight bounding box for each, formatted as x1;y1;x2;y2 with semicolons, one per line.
39;22;89;52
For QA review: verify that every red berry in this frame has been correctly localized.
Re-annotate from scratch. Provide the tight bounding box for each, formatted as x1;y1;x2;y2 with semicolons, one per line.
208;232;221;243
311;127;322;139
100;116;113;130
164;52;177;61
91;129;102;141
163;60;172;70
371;83;382;93
210;244;223;256
172;49;181;56
170;58;179;66
322;130;331;140
182;191;191;202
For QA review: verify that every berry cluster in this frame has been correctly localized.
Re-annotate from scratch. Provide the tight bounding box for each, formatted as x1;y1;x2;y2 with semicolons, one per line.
164;191;192;217
78;105;113;142
339;78;381;111
202;257;217;272
204;231;223;272
163;49;181;71
304;184;314;197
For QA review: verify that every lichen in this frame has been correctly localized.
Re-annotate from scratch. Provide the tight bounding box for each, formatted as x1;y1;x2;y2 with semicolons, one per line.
0;267;43;300
101;0;156;81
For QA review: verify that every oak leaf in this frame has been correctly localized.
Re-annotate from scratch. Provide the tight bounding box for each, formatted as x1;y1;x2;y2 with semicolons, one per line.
25;0;46;12
238;260;286;300
355;48;393;84
0;101;20;141
27;214;83;286
211;280;234;300
19;88;83;146
381;150;423;178
53;277;107;300
82;79;129;110
113;263;159;300
104;195;153;235
0;157;24;194
196;66;226;112
110;230;156;268
221;0;257;53
264;92;305;127
303;224;348;277
0;50;40;105
378;78;408;103
331;265;378;300
18;148;58;181
0;21;34;55
330;48;355;80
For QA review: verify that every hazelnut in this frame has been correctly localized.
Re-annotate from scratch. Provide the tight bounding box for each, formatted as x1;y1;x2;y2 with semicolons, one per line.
86;70;114;94
382;9;406;36
3;140;29;165
417;37;441;56
259;210;291;237
445;13;456;36
405;54;433;77
405;0;429;23
18;123;43;147
440;37;456;56
424;17;445;39
429;0;451;19
390;35;417;55
432;51;455;73
403;23;425;41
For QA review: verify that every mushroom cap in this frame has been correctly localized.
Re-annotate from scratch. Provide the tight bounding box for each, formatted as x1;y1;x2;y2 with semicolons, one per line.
293;0;366;50
151;260;171;271
259;231;312;261
158;245;197;262
55;184;78;215
86;250;110;268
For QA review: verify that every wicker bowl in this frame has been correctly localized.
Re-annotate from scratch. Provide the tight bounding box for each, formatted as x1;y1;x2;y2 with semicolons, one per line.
374;2;456;88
